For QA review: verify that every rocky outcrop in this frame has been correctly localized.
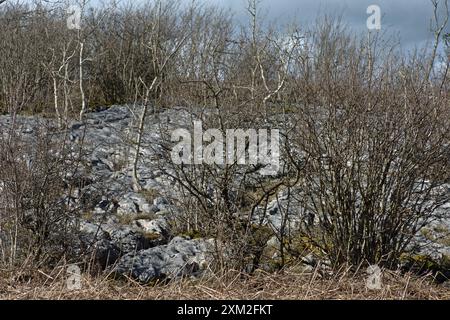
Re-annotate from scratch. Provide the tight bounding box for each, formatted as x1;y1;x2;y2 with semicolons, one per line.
114;236;213;283
2;105;449;284
78;221;121;269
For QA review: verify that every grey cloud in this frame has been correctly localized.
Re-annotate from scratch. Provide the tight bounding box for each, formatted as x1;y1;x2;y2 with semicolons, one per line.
201;0;449;49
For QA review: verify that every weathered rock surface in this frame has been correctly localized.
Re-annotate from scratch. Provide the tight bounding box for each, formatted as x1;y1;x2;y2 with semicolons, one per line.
2;105;449;282
78;221;121;268
114;236;213;282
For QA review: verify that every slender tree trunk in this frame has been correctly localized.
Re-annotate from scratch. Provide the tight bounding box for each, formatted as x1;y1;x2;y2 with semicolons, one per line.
132;76;158;192
79;42;86;121
131;104;148;192
52;76;61;128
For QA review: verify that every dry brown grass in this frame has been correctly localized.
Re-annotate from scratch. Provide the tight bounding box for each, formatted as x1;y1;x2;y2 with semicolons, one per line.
0;265;449;300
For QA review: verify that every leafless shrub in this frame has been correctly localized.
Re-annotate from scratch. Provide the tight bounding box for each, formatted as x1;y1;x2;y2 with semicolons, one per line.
284;17;450;268
0;0;448;276
0;123;83;269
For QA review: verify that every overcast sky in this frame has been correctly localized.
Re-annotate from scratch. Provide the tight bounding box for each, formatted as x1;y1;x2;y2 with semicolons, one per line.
188;0;449;51
19;0;447;52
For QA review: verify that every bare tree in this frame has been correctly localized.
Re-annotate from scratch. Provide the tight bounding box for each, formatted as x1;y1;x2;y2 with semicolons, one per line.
426;0;449;82
131;1;188;192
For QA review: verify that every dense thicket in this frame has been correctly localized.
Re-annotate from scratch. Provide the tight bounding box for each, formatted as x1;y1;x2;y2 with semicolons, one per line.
0;0;449;271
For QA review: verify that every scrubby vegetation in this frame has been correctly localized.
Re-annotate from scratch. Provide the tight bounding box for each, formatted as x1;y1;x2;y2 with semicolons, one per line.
0;0;449;299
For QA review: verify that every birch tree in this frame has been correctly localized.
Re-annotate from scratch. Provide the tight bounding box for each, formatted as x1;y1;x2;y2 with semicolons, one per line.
131;2;188;191
426;0;449;82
